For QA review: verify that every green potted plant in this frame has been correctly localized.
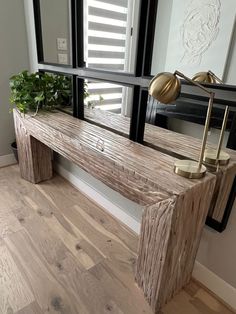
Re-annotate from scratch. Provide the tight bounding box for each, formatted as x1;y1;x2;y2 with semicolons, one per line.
9;70;72;115
9;70;72;161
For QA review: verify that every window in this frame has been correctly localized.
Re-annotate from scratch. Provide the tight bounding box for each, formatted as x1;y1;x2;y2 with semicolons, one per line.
83;0;140;73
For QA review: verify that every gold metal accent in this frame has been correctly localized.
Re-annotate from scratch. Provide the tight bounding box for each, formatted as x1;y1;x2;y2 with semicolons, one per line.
204;149;230;166
149;72;181;104
192;71;217;84
192;71;230;166
149;70;215;179
174;160;206;179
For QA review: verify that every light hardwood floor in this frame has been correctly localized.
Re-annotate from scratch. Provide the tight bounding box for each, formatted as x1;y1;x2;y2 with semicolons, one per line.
0;165;233;314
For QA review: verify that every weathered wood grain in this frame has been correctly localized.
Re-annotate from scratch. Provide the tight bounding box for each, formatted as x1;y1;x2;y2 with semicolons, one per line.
0;240;34;313
162;279;234;314
13;110;216;313
86;107;236;224
85;107;130;137
6;230;88;314
14;110;202;205
16;302;43;314
14;111;53;183
136;177;216;312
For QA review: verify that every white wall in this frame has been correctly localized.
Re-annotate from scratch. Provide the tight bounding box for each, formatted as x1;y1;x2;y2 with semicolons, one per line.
23;0;236;299
0;0;29;156
151;0;236;84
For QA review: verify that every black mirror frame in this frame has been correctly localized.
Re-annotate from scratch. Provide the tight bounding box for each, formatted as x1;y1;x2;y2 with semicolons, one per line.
33;0;78;68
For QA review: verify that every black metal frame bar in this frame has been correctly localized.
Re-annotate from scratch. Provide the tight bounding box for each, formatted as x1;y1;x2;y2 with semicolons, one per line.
206;175;236;232
33;0;75;68
33;0;236;232
33;0;44;62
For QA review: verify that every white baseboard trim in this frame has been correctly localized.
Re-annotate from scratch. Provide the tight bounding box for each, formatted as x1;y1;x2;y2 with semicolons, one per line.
0;154;16;168
55;162;141;234
55;162;236;311
193;261;236;311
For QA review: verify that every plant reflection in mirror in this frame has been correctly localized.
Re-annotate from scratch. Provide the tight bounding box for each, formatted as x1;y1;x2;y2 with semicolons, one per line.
9;70;72;116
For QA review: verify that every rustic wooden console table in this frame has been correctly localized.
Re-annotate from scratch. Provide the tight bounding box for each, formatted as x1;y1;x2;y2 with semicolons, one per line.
13;109;216;313
84;107;236;231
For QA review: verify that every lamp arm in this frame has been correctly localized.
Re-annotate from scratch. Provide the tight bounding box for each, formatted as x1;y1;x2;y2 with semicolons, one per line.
198;94;214;169
208;70;223;84
174;70;216;170
174;70;213;96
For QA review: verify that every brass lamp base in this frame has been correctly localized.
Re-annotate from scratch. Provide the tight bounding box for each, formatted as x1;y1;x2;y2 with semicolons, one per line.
174;160;207;179
203;149;230;166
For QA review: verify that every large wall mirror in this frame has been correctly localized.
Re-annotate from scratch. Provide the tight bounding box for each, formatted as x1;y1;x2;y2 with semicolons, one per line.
40;71;73;113
147;0;236;150
83;0;141;73
36;0;72;65
81;77;133;136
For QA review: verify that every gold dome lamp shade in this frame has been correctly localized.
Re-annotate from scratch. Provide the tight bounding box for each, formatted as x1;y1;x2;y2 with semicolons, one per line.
192;71;218;84
149;70;215;179
149;72;181;104
192;71;230;167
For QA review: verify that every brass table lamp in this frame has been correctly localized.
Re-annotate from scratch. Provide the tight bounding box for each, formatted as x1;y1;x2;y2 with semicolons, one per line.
149;70;215;179
193;71;230;166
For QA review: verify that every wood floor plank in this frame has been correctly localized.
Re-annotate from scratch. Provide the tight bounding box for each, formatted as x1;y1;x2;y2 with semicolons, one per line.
0;240;34;314
23;193;104;270
25;175;137;266
16;301;43;314
3;166;106;269
162;281;233;314
7;201;132;313
5;230;89;314
0;206;23;239
0;165;233;314
89;261;153;314
36;175;138;253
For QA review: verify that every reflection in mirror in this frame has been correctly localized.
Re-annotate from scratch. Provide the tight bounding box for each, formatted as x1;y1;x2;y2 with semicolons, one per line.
83;0;140;72
43;72;73;114
144;95;232;159
40;0;71;65
83;79;133;135
151;0;236;82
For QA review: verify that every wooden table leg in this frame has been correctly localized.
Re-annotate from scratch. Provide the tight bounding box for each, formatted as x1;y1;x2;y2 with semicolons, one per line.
13;111;53;184
136;177;216;313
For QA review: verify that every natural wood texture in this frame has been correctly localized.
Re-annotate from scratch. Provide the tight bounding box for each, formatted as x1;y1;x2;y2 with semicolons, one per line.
136;178;216;312
0;165;151;314
0;166;232;314
162;280;234;314
13;109;205;206
0;240;34;313
144;123;236;224
85;107;130;137
16;302;43;314
14;112;53;183
13;110;216;312
84;107;236;223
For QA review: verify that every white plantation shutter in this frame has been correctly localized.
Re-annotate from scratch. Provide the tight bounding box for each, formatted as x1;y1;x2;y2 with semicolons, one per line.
84;0;129;71
85;80;124;113
84;0;138;113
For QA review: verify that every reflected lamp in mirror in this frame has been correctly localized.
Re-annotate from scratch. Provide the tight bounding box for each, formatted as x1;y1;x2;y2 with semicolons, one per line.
192;71;230;166
149;70;215;179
